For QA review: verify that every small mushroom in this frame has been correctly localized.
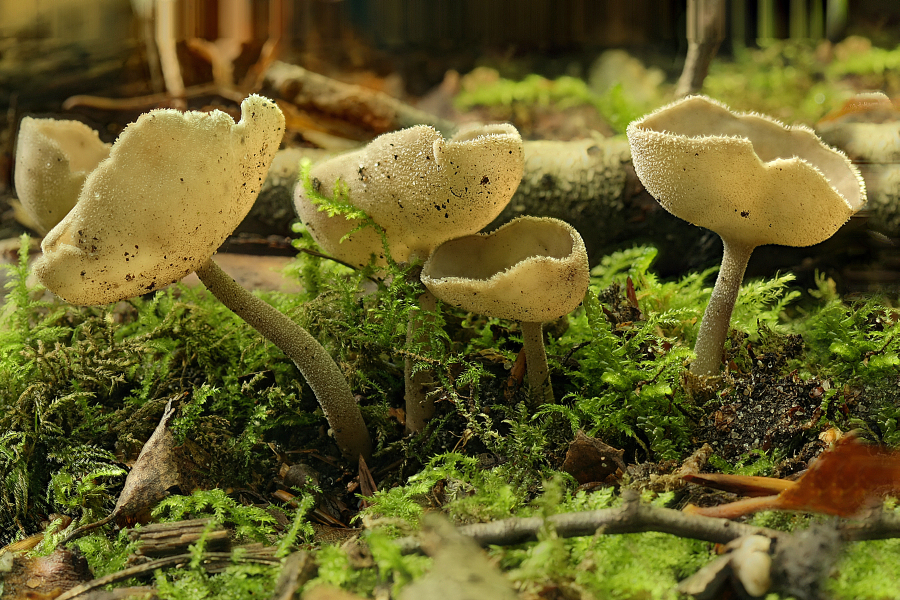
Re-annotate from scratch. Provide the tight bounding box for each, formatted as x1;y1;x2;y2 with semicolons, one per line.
422;216;590;404
627;95;866;376
295;123;525;431
14;117;111;235
32;95;371;461
678;534;773;598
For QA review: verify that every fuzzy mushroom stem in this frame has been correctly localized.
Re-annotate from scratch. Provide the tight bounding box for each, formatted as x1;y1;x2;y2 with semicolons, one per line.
404;289;437;434
691;238;755;377
520;321;553;404
195;258;371;460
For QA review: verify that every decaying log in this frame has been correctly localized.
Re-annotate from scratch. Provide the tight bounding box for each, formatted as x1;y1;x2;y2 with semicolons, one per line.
264;61;457;139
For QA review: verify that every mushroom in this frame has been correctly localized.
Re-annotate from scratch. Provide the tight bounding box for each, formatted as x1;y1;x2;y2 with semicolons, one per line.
14;117;111;235
295;123;524;266
627;95;866;376
32;94;371;461
421;216;590;404
294;123;525;431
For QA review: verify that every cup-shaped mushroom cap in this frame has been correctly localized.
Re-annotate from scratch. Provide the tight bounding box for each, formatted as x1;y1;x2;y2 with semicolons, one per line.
299;123;524;262
421;216;589;323
627;95;866;248
14;117;111;235
35;94;285;305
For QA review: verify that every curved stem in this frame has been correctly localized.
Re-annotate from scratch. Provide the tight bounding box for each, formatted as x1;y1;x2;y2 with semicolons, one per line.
691;238;755;377
405;289;437;434
521;321;553;404
195;258;371;460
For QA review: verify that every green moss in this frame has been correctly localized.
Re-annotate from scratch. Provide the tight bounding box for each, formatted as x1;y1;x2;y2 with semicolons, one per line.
454;71;655;133
361;453;531;532
5;217;900;597
72;528;140;578
571;533;710;599
707;450;783;478
154;561;278;600
829;538;900;599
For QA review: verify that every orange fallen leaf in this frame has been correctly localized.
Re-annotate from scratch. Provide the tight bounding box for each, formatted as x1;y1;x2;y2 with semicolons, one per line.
684;495;782;519
686;435;900;519
683;473;795;497
775;435;900;516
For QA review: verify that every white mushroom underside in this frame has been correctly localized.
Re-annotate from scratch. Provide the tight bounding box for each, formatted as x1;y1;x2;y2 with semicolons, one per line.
628;96;866;248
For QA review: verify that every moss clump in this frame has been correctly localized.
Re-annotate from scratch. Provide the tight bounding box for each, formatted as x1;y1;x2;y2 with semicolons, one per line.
5;223;900;597
829;537;900;599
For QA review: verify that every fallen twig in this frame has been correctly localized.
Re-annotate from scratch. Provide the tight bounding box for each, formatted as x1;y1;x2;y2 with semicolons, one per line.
62;83;236;111
395;489;900;555
839;510;900;542
54;550;281;600
394;490;781;554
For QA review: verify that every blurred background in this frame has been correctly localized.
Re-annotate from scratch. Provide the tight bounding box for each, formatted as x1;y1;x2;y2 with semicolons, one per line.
2;0;900;290
3;0;899;106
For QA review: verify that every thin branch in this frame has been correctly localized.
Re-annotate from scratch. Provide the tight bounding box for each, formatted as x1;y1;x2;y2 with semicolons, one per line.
394;491;782;554
62;83;224;111
393;491;900;556
839;511;900;542
295;247;380;283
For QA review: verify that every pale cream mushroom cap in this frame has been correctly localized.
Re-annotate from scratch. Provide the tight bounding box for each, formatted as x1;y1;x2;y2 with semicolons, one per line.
35;94;285;305
421;216;589;323
627;95;866;248
14;117;111;235
299;123;524;262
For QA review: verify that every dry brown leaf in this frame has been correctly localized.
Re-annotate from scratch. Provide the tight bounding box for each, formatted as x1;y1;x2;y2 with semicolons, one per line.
387;407;406;427
562;430;626;485
684;495;782;520
504;349;527;400
271;551;317;600
112;398;180;526
774;434;900;516
358;455;378;499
